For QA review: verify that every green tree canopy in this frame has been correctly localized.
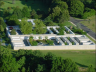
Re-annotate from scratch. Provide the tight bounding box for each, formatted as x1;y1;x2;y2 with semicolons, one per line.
6;14;20;26
69;0;84;17
11;29;16;35
20;18;33;34
13;6;22;19
3;9;10;19
22;6;30;18
0;54;19;72
51;58;78;72
34;19;47;34
30;9;38;19
0;17;6;29
56;1;68;10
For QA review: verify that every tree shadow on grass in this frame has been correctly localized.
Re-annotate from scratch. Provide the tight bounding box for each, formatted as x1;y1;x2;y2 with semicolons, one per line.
75;62;88;68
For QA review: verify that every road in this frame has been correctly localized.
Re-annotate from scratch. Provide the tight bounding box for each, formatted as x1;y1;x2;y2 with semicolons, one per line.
70;17;96;40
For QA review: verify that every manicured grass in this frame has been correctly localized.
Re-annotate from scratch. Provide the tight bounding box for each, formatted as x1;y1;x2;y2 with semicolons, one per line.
81;16;96;32
40;50;95;68
86;34;96;43
1;1;49;13
64;21;75;27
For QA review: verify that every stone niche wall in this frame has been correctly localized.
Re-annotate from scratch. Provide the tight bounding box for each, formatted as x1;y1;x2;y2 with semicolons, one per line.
14;45;95;50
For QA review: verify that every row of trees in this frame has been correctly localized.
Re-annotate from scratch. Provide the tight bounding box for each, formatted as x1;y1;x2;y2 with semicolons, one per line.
3;5;41;20
2;0;96;21
0;46;95;72
18;18;47;34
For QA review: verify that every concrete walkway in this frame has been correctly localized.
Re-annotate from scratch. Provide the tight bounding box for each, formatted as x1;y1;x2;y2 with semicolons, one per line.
69;17;96;40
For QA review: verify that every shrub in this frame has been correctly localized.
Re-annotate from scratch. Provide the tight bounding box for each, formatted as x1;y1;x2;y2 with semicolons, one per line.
58;29;64;35
65;42;67;45
72;28;87;35
67;37;70;40
10;29;16;35
46;40;53;45
82;9;95;19
29;36;33;42
30;41;38;46
72;42;74;45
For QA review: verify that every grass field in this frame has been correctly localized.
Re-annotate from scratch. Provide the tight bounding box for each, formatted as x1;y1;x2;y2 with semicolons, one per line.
64;21;75;27
40;50;95;68
1;1;49;13
81;16;96;33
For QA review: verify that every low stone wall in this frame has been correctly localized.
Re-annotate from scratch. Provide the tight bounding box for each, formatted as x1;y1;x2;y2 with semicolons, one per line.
13;45;95;50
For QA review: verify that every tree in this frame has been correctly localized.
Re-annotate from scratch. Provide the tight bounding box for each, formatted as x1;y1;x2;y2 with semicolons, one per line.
51;58;78;72
50;6;61;20
34;19;47;34
44;52;56;71
22;6;30;18
30;9;38;19
3;9;10;19
46;40;54;45
6;14;20;26
35;64;45;72
69;0;84;17
0;17;6;29
44;16;55;26
7;44;12;49
21;67;26;72
49;3;69;23
29;36;33;42
58;29;64;35
20;18;32;34
64;58;78;72
56;1;68;10
51;57;65;72
57;10;69;23
13;6;22;18
87;65;95;72
17;56;26;68
0;25;4;32
11;29;16;35
0;54;19;72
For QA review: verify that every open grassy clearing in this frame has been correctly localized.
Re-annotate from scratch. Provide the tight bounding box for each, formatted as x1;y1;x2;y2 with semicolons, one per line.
81;16;96;33
1;1;49;13
40;50;95;68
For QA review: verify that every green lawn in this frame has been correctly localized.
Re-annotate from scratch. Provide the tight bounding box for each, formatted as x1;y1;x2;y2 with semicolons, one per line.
53;21;75;27
40;50;95;68
64;21;75;27
1;1;49;13
81;16;96;33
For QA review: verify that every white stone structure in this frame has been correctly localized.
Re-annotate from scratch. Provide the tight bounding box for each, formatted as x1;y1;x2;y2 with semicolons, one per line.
6;19;95;50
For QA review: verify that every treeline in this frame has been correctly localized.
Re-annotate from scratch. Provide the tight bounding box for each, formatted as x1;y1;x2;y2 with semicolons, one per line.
22;0;96;19
0;46;95;72
1;0;95;25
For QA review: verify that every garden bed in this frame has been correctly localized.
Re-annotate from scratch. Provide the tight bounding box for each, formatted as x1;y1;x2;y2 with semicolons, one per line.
29;39;54;46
